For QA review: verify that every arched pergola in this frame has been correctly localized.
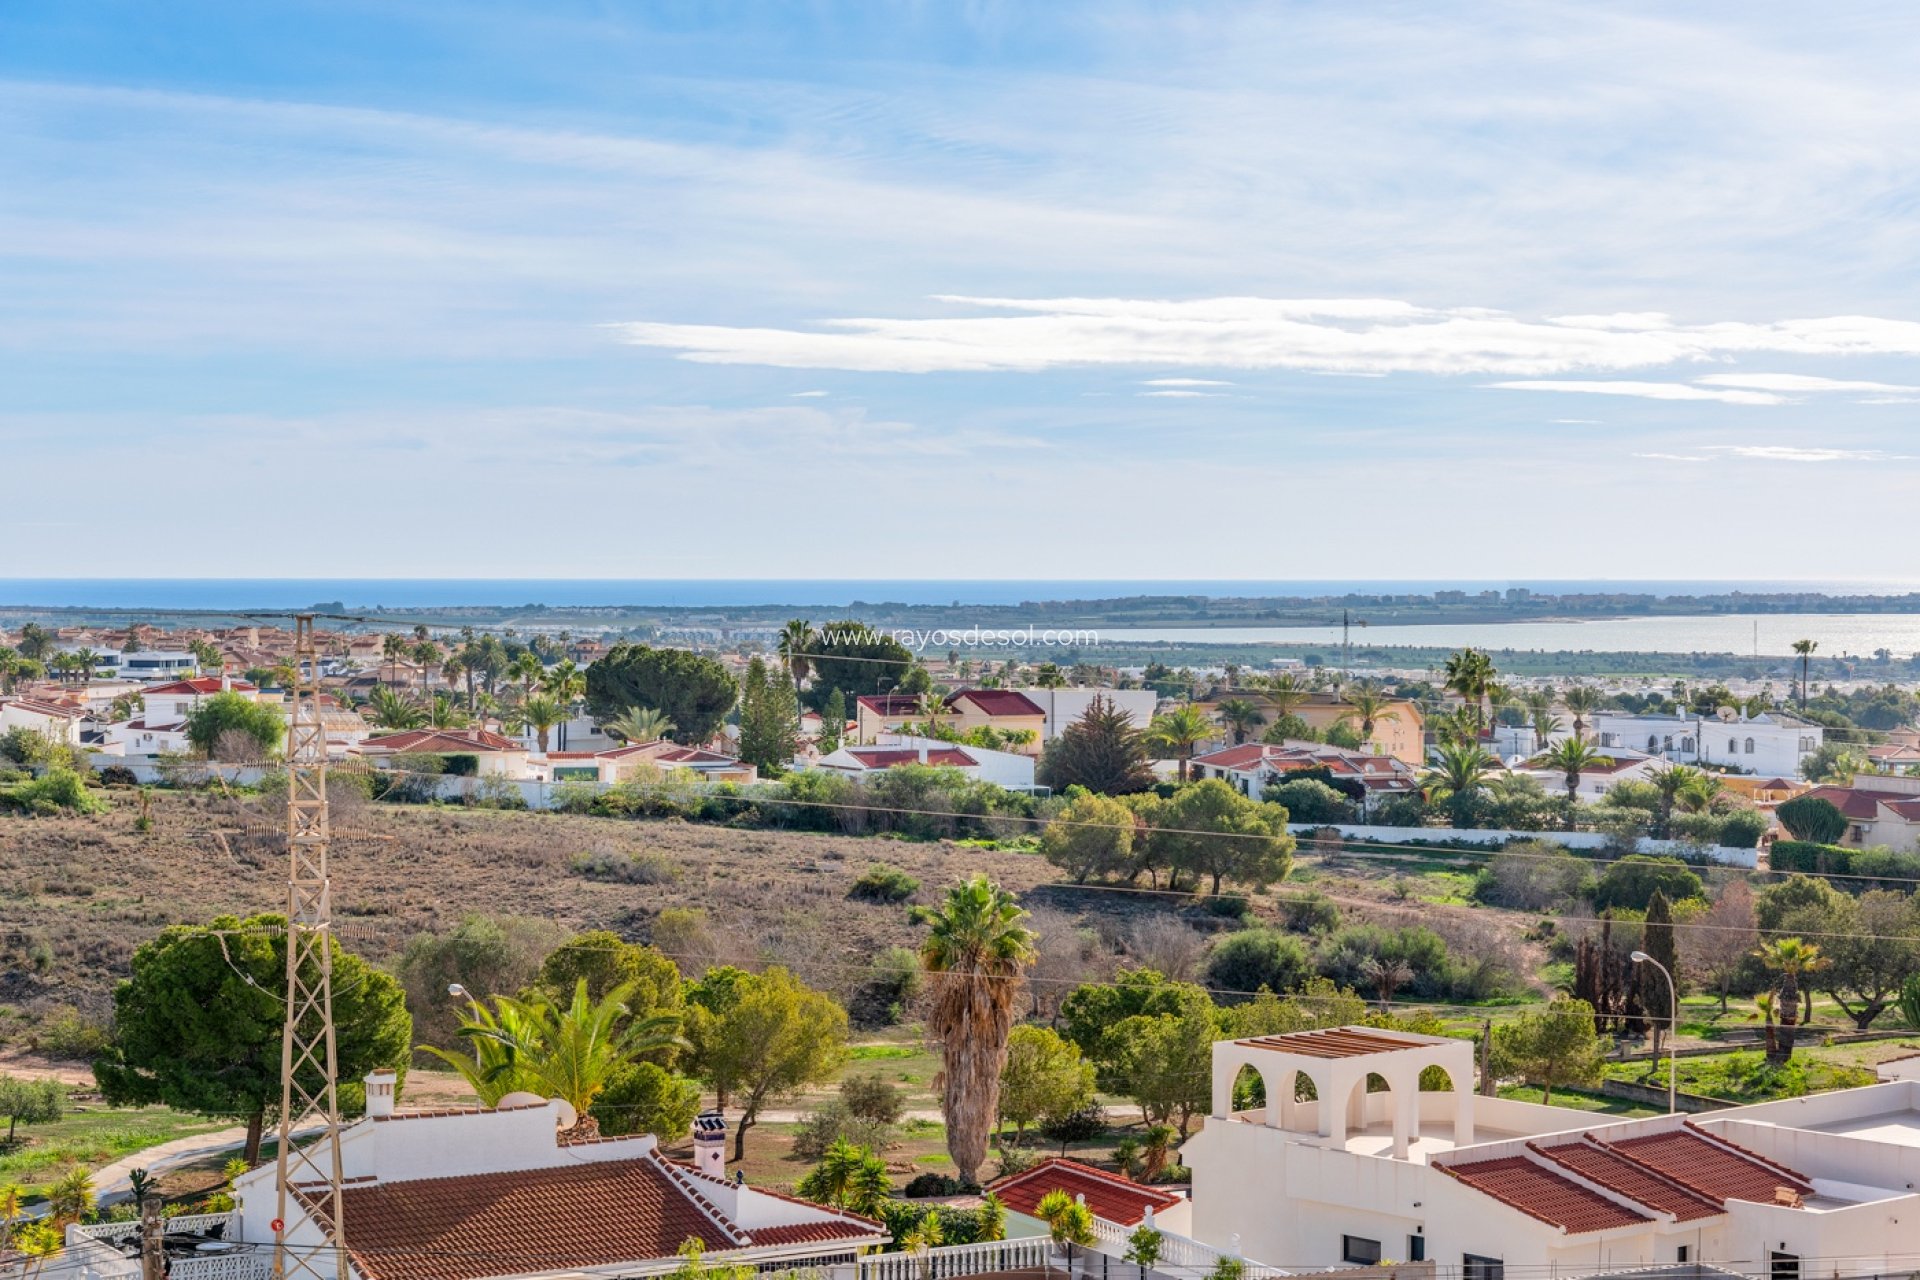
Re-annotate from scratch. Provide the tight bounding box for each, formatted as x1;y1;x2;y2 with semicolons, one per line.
1210;1025;1476;1158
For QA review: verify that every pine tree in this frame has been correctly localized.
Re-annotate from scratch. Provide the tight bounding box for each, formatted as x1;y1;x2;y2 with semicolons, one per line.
820;689;845;752
737;657;799;775
1640;891;1679;1061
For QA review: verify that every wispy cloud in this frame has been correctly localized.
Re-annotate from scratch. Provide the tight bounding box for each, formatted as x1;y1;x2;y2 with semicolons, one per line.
1138;389;1226;398
1710;445;1908;463
789;389;830;398
1694;373;1920;393
1489;380;1784;405
619;296;1920;376
1634;451;1710;462
1141;377;1233;387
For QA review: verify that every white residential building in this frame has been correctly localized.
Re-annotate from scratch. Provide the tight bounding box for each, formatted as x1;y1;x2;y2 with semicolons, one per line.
812;733;1037;789
0;695;84;746
1184;1025;1920;1280
1012;687;1162;739
1582;711;1820;778
1516;746;1663;801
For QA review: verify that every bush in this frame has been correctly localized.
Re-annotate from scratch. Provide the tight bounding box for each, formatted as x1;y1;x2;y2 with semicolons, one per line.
1261;777;1356;824
1777;794;1848;844
1314;923;1451;998
841;1073;905;1125
1206;929;1312;999
1473;840;1591;910
1037;1103;1106;1144
97;765;139;787
1202;892;1252;922
903;1172;964;1198
568;849;680;885
1717;809;1769;850
1;767;103;815
849;864;920;903
1591;855;1704;912
591;1061;702;1141
791;1098;893;1160
31;1006;111;1058
1277;891;1341;934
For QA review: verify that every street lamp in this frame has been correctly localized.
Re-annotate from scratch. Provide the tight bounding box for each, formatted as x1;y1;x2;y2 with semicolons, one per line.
1630;951;1676;1114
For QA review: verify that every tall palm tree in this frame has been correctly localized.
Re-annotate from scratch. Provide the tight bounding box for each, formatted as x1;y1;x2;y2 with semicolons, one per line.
543;659;585;710
1216;698;1266;745
429;693;471;729
1338;684;1399;744
71;647;100;687
1146;705;1215;781
1444;648;1496;735
605;705;675;745
367;687;426;730
509;652;545;703
921;875;1036;1187
1650;764;1703;838
1757;938;1825;1063
777;619;818;695
382;634;409;689
437;980;681;1135
1791;638;1818;708
1540;737;1604;826
1421;740;1499;828
1265;673;1307;720
516;692;565;753
1561;684;1602;742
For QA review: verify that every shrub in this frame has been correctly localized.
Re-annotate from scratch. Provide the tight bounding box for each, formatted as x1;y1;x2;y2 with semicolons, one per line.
903;1172;963;1198
1474;840;1591;910
791;1098;893;1160
1;767;103;815
31;1006;111;1058
591;1061;702;1141
1591;855;1704;912
1261;777;1356;824
849;864;919;903
840;1073;905;1125
1038;1103;1107;1144
1717;809;1769;850
1277;891;1341;934
97;765;139;787
1777;794;1848;844
1314;923;1451;997
568;849;680;885
1206;929;1312;999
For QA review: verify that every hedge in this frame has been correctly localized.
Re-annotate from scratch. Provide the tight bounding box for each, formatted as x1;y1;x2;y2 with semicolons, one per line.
1770;839;1920;889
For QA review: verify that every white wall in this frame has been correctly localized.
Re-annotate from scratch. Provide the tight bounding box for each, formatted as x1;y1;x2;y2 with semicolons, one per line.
1588;713;1818;778
1319;824;1759;867
1015;688;1161;739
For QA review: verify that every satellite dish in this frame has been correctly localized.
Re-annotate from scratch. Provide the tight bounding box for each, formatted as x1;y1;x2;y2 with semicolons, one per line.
497;1090;545;1110
1717;705;1739;722
552;1099;579;1131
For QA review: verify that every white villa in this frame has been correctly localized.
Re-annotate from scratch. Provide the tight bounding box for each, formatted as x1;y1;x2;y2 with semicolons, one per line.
1581;711;1820;779
1185;1026;1920;1280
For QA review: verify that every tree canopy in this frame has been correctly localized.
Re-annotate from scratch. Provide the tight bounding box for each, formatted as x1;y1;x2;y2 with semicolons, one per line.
684;965;847;1160
586;644;737;745
1035;696;1155;795
801;621;913;710
184;692;285;759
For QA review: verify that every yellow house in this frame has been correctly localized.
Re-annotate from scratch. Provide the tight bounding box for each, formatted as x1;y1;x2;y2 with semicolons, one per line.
943;689;1047;755
1218;690;1425;766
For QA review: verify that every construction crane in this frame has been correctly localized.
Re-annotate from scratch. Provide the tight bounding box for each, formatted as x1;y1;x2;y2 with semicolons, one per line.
272;616;349;1280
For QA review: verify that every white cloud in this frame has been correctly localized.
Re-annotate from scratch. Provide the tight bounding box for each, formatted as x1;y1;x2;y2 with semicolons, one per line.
1711;445;1904;462
1141;377;1233;386
1858;395;1920;404
1553;418;1602;424
618;296;1920;377
789;389;830;397
1634;451;1710;462
1695;373;1920;392
1488;380;1784;405
1138;389;1226;398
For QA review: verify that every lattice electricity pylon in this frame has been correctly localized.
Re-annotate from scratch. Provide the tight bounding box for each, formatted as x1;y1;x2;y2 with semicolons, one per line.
273;615;349;1280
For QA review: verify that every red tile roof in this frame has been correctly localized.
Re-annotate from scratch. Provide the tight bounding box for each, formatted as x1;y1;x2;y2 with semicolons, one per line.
987;1157;1182;1227
1441;1156;1652;1234
856;694;924;717
1237;1027;1428;1058
845;746;976;769
1531;1140;1722;1222
142;677;256;696
1603;1126;1811;1206
360;728;523;754
948;689;1045;718
304;1151;879;1280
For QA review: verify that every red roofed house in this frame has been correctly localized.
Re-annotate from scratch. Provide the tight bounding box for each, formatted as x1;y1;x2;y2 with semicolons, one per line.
1188;741;1419;813
221;1081;886;1280
0;695;84;746
1799;774;1920;850
1515;746;1663;802
989;1156;1191;1236
544;740;757;786
812;734;1035;789
99;676;270;755
854;690;1047;754
853;694;925;743
353;727;532;778
1183;1024;1920;1279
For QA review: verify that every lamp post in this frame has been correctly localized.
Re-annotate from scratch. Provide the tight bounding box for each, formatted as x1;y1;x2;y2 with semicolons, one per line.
1630;951;1677;1114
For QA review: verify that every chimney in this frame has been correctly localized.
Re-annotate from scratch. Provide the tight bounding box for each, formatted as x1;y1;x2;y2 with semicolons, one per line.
220;672;232;693
693;1109;727;1179
364;1068;397;1119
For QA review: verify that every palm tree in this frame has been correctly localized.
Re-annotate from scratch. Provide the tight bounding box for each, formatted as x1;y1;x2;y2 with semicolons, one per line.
509;652;545;703
1421;741;1499;828
1146;705;1215;782
421;995;545;1104
777;619;818;695
1674;772;1724;814
1035;1188;1095;1274
1792;639;1818;708
1540;737;1605;826
1217;698;1266;745
515;692;565;753
796;1137;892;1215
604;705;675;745
542;659;585;709
1757;938;1826;1063
429;693;471;729
1360;956;1413;1011
1444;648;1496;736
44;1168;94;1226
1650;764;1703;838
1139;1123;1177;1179
1561;684;1602;742
1338;684;1399;744
71;647;100;687
368;687;426;730
1265;673;1308;720
442;979;682;1136
921;875;1036;1187
382;634;409;689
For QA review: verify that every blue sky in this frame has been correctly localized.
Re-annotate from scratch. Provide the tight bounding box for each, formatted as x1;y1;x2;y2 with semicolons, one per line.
5;2;1920;579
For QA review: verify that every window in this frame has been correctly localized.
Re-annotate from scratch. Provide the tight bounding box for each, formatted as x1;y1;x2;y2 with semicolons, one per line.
1770;1252;1799;1280
1464;1254;1504;1280
1407;1236;1426;1263
1677;1247;1690;1264
1729;737;1739;755
1342;1238;1382;1266
1746;737;1756;754
1662;735;1674;752
1680;736;1694;753
1647;735;1660;753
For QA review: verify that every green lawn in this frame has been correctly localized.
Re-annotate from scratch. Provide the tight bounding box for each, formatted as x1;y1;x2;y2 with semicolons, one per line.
1604;1049;1875;1103
0;1104;231;1202
1496;1084;1657;1116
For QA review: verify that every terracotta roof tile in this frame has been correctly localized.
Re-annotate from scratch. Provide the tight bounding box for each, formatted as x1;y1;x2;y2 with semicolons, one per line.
948;689;1044;718
1441;1156;1652;1234
987;1157;1181;1227
1600;1126;1811;1206
1531;1140;1722;1222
